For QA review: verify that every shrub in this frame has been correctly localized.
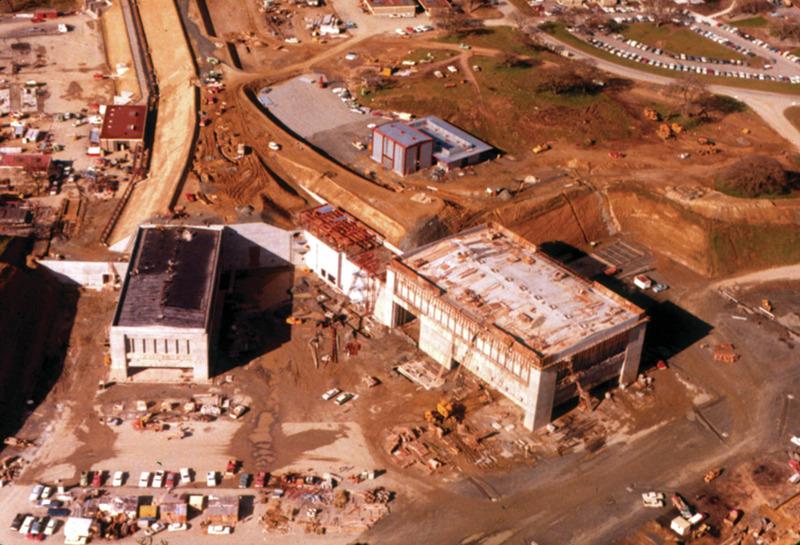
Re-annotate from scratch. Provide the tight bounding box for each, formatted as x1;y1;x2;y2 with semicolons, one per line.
715;155;789;198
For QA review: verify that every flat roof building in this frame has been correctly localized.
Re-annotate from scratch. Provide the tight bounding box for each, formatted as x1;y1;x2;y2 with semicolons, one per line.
371;122;433;177
371;116;493;176
365;0;418;17
418;0;451;16
109;225;225;382
374;223;647;430
100;104;147;151
409;115;493;169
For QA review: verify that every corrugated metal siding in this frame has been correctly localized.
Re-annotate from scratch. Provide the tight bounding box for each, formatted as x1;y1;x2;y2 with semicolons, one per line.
371;132;383;163
393;145;405;175
420;141;433;169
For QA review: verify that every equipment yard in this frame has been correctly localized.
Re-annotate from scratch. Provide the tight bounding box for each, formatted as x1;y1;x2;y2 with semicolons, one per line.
1;0;800;544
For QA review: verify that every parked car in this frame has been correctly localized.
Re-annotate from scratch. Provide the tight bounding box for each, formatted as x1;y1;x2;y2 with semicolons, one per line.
207;525;231;535
167;522;187;532
91;471;103;488
334;392;354;406
138;471;150;488
254;471;267;488
44;518;58;536
321;388;340;401
239;473;251;489
152;470;165;488
143;522;165;537
10;513;26;531
46;507;70;518
268;141;281;151
28;484;44;502
79;471;89;487
111;471;124;487
179;467;192;484
165;472;176;489
206;471;218;487
19;515;34;535
30;517;44;536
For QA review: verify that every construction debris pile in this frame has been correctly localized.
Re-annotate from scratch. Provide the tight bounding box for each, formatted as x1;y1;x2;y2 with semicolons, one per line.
258;471;392;535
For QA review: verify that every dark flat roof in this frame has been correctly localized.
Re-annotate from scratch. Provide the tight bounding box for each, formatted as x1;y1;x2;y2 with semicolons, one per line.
367;0;417;8
114;226;222;329
0;153;51;172
100;105;147;141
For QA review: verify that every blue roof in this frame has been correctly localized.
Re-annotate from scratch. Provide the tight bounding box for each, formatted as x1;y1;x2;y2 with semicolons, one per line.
374;122;432;148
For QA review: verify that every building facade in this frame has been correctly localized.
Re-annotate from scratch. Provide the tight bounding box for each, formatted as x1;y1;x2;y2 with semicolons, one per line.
371;122;433;176
109;225;225;382
374;224;647;430
365;0;418;16
298;204;392;310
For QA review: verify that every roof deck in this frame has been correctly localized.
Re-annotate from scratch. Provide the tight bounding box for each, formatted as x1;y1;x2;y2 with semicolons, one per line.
374;122;432;148
100;104;147;141
408;116;492;165
113;225;223;329
396;224;643;361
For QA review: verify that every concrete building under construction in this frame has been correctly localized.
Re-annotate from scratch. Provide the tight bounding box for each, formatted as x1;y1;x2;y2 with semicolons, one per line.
374;224;647;430
109;225;225;382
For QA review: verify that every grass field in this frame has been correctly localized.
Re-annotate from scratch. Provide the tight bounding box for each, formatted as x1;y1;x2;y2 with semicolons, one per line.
784;105;800;130
729;16;769;28
543;23;800;95
438;26;541;57
622;22;745;61
403;49;457;64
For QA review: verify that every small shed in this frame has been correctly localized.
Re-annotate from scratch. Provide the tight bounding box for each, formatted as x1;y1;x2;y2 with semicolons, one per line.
63;517;93;543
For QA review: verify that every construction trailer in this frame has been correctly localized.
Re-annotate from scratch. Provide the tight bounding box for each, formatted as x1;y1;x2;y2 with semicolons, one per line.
364;0;418;16
99;104;147;152
373;223;648;430
297;204;394;309
108;225;225;382
371;122;433;176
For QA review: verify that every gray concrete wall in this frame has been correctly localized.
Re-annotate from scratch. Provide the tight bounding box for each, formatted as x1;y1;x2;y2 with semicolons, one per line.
38;260;128;290
109;325;210;382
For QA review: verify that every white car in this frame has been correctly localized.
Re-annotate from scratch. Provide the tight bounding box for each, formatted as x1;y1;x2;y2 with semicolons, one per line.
208;525;232;535
168;522;188;532
138;471;151;488
29;484;44;502
19;515;34;534
152;470;165;488
268;141;281;151
334;392;354;406
206;471;218;487
44;518;58;536
322;388;340;401
179;467;192;484
143;522;165;537
112;471;124;487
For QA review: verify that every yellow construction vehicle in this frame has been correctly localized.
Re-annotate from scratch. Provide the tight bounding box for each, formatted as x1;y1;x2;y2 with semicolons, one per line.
532;143;551;154
761;299;773;313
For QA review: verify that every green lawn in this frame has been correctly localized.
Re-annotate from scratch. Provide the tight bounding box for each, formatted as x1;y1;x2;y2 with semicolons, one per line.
402;49;457;64
729;16;769;28
622;23;745;61
543;23;800;95
438;26;541;57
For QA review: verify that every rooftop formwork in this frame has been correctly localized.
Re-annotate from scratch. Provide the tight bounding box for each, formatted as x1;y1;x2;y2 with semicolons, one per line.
375;223;648;430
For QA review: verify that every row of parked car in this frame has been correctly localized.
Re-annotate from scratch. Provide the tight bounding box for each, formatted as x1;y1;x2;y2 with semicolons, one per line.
10;513;58;540
586;36;798;82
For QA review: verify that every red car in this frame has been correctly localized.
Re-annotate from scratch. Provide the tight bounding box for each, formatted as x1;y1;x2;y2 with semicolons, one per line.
165;472;177;489
91;471;103;488
254;471;267;488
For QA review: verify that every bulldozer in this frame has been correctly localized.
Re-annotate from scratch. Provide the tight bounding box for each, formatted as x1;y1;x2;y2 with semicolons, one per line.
424;399;462;428
761;299;773;313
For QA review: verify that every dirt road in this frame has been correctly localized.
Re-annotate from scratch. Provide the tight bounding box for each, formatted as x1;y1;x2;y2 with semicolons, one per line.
109;0;197;246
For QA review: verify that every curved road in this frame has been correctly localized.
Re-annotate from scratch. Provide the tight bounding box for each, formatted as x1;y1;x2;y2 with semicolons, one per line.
539;33;800;150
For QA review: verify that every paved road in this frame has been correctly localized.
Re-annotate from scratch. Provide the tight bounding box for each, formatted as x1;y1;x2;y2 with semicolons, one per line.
540;32;800;150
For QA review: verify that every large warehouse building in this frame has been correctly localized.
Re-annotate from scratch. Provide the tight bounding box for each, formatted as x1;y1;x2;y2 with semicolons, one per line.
374;224;648;430
109;225;225;382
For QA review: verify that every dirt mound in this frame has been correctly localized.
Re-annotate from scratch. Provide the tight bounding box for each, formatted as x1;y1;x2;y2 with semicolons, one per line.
607;184;800;276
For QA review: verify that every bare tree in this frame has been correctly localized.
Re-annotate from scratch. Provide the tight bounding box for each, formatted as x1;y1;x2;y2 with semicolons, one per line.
432;5;480;35
642;0;675;26
664;76;708;117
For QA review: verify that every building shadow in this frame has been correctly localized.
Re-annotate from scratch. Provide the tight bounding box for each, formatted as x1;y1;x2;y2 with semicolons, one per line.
213;226;297;374
0;238;80;440
539;240;713;371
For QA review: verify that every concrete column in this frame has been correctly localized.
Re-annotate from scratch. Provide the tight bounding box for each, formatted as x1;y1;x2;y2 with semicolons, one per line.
418;315;455;370
523;367;557;431
619;322;646;385
372;270;395;327
108;329;128;381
